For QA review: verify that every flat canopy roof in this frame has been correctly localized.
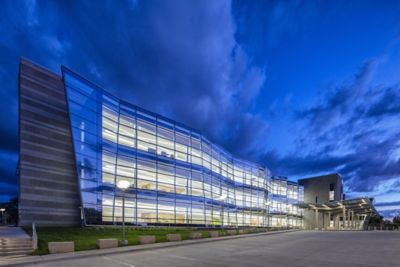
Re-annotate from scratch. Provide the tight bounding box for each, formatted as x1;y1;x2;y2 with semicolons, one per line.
296;197;378;215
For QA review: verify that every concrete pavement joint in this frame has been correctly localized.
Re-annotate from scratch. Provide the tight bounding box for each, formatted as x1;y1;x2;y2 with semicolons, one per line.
2;230;297;266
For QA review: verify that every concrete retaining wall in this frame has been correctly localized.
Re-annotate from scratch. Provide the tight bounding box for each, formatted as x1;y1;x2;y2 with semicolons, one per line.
166;234;181;242
139;235;156;245
209;231;219;237
189;232;202;239
48;242;74;254
227;230;237;235
97;239;118;249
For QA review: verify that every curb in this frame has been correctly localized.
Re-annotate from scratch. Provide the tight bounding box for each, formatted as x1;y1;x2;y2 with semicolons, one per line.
2;230;297;266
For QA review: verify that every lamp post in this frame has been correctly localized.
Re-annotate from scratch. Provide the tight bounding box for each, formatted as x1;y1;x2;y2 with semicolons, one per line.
0;208;5;225
218;194;227;233
117;180;131;245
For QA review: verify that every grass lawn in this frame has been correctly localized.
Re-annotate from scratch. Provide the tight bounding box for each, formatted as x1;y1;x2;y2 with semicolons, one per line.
23;227;230;255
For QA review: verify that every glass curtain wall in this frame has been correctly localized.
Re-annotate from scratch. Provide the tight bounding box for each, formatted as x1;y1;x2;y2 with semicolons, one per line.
62;67;271;227
269;176;288;227
62;67;102;224
287;182;304;228
269;177;304;228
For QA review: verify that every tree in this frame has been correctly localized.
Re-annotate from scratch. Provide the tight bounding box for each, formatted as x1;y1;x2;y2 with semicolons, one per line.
368;214;383;227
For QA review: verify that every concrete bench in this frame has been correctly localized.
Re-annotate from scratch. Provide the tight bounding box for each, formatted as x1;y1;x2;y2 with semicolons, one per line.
166;234;181;242
209;231;219;237
139;235;156;245
227;230;237;235
48;241;74;254
189;232;202;239
97;238;119;249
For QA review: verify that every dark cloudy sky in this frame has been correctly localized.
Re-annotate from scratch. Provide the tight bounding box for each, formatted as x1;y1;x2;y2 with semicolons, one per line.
1;0;400;219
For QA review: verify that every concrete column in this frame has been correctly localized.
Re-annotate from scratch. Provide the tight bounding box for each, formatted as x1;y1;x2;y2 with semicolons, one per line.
350;211;353;229
348;211;351;229
328;212;331;229
335;214;339;230
342;207;346;230
354;212;357;229
347;209;351;230
315;209;319;230
356;215;360;230
333;214;336;229
354;214;357;230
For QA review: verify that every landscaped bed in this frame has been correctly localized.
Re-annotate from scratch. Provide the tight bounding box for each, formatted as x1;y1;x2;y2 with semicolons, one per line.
23;227;245;255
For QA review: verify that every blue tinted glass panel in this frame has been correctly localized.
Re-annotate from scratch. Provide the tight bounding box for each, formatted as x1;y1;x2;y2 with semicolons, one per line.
62;67;302;228
64;72;95;97
67;87;97;109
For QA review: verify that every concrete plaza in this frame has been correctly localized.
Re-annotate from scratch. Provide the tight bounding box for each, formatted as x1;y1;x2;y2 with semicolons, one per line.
20;231;400;267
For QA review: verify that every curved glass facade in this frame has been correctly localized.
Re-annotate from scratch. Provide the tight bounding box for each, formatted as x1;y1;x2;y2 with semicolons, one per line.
62;67;302;227
269;177;304;227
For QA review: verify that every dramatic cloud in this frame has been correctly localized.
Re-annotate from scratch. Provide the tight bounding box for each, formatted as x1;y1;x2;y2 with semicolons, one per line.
0;0;399;219
365;87;400;118
378;209;400;220
46;0;268;154
0;0;268;201
232;0;319;64
375;201;400;207
263;59;400;215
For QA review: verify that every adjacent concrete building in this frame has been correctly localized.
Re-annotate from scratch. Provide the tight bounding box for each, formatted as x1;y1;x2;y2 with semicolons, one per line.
18;59;81;226
299;173;343;204
298;173;377;230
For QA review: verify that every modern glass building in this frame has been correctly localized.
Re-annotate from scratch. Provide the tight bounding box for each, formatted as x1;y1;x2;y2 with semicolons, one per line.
18;59;303;227
269;177;303;228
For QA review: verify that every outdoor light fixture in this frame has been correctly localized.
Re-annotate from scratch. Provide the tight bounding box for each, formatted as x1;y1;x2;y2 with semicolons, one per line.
117;179;131;245
218;194;227;201
0;208;5;226
117;180;131;190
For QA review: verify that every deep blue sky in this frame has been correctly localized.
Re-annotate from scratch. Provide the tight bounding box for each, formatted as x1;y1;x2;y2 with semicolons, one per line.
1;0;400;219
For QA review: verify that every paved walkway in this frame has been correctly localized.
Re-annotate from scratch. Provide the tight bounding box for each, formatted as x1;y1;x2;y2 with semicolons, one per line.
0;227;30;239
10;231;400;267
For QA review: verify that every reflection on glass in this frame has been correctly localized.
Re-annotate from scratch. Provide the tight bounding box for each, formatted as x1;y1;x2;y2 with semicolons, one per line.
62;67;303;227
